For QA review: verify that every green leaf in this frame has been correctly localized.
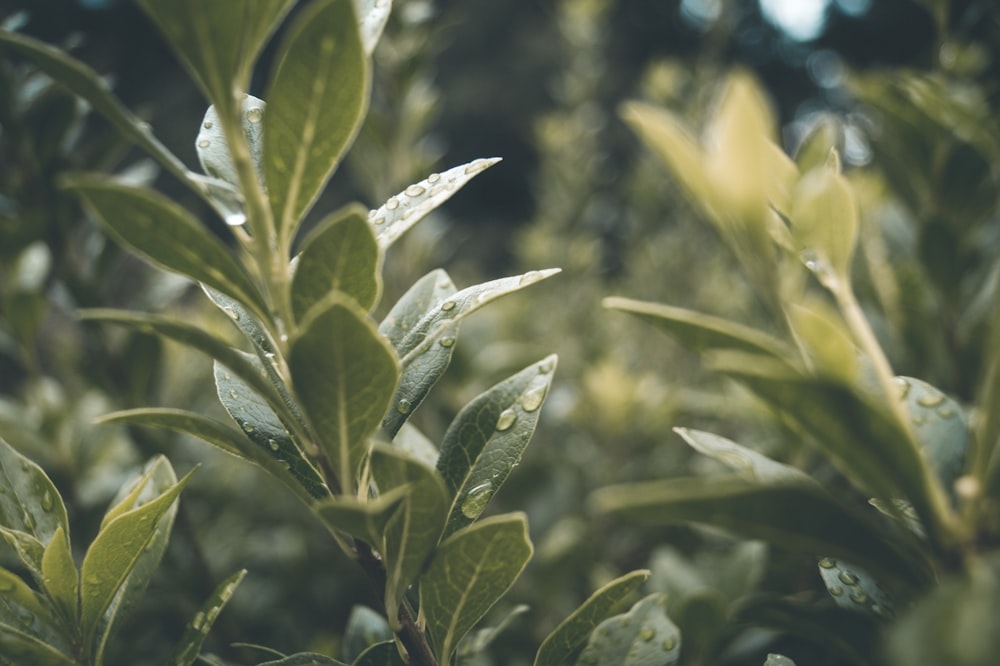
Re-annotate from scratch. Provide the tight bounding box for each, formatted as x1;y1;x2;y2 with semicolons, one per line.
370;158;502;249
136;0;294;115
354;0;392;55
259;654;349;666
352;641;406;666
379;269;457;349
265;0;370;243
790;166;858;280
214;361;329;500
573;593;680;666
816;557;895;620
603;297;792;359
535;570;650;666
0;529;45;588
786;298;859;384
764;654;797;666
202;287;278;357
458;605;530;660
314;485;410;546
342;606;392;664
195;95;266;190
80;467;193;653
370;446;449;628
292;205;381;322
592;477;931;590
421;513;533;664
437;356;557;537
0;30;191;184
289;297;399;491
40;527;78;626
391;424;439;468
171;569;247;666
0;622;75;666
896;377;969;495
65;178;269;319
673;428;815;485
0;436;68;566
0;566;72;658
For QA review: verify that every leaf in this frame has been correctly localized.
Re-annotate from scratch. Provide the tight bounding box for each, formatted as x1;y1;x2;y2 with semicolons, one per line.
289;297;399;491
790;166;859;279
352;641;406;666
259;654;349;666
214;361;329;500
0;436;69;569
40;527;78;626
0;30;191;184
265;0;370;243
392;423;439;468
314;485;409;546
574;593;680;666
603;297;792;360
0;566;72;658
342;606;392;664
764;655;797;666
786;298;859;383
535;570;650;666
370;158;502;249
895;377;969;495
65;177;269;319
171;569;247;666
354;0;392;55
136;0;294;115
379;269;457;349
0;622;75;666
196;95;266;190
816;557;895;621
437;356;557;537
79;467;193;652
673;428;816;486
369;446;449;628
421;513;533;665
202;287;277;356
592;477;931;590
292;205;381;321
458;605;530;659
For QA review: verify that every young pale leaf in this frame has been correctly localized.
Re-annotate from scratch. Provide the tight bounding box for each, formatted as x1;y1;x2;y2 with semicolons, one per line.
40;527;78;626
764;655;797;666
603;297;792;360
0;437;68;549
370;158;502;249
0;566;72;659
196;95;266;191
421;513;533;665
79;469;193;649
379;269;457;349
592;476;931;590
265;0;369;243
289;297;399;491
895;376;969;496
673;428;816;486
437;356;557;537
0;30;191;184
65;178;269;319
574;593;681;666
314;485;410;546
171;569;247;666
787;299;859;383
136;0;294;115
816;557;895;621
354;0;392;54
370;446;449;628
292;205;381;321
535;569;650;666
342;606;393;664
214;362;329;500
790;167;859;280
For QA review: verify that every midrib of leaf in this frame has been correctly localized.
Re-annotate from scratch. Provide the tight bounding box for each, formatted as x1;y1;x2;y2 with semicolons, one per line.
443;529;503;659
279;35;337;247
338;363;351;492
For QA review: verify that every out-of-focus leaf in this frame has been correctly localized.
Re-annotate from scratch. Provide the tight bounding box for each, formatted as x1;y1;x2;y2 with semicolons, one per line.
370;446;448;628
171;569;247;666
573;593;681;666
342;606;392;664
391;424;438;468
603;297;792;360
0;621;75;666
534;569;650;666
458;605;530;659
289;297;399;491
795;116;840;174
817;557;895;621
40;527;77;625
421;513;533;664
764;654;797;666
379;269;457;349
790;165;859;280
65;178;269;319
314;485;409;546
0;566;72;659
592;477;931;590
787;299;859;383
352;641;406;666
292;205;381;321
353;0;391;54
258;654;349;666
437;356;557;537
895;377;969;496
195;95;266;191
265;0;369;243
370;158;501;249
673;428;814;485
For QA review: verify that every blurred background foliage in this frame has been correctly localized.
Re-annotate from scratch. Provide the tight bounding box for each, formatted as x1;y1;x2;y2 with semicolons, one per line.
1;0;999;663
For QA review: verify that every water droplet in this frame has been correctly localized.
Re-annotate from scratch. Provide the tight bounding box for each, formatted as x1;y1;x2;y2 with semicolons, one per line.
268;439;280;451
916;392;945;408
203;120;213;129
818;557;837;569
838;571;859;585
496;408;517;431
371;215;385;225
405;184;426;197
397;399;413;415
937;406;955;418
229;390;239;399
246;107;263;123
191;611;205;631
386;196;400;210
828;585;844;597
518;270;543;286
279;460;291;470
460;481;493;518
440;300;457;312
280;334;289;343
912;415;926;426
662;637;677;651
849;589;868;604
197;138;211;149
465;160;485;174
521;385;546;412
895;377;910;399
40;489;54;513
639;627;655;641
427;172;441;183
85;573;101;586
224;211;247;227
438;336;456;348
242;423;255;433
223;307;240;320
538;357;556;373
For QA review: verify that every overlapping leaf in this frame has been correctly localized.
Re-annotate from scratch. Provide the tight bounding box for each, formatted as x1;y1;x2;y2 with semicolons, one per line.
172;569;247;666
574;593;681;666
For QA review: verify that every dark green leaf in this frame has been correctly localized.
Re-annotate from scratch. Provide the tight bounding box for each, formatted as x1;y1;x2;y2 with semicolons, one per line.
0;566;72;658
172;569;247;666
370;446;449;627
289;297;399;491
574;593;680;666
0;436;68;571
202;287;277;357
458;605;530;659
0;622;75;666
764;655;797;666
292;205;381;322
379;269;457;350
437;356;557;537
342;606;392;664
592;477;931;590
314;485;409;546
258;653;349;666
40;527;77;626
535;570;650;666
673;428;815;485
265;0;369;243
816;557;895;621
421;513;533;664
65;178;269;320
352;641;406;666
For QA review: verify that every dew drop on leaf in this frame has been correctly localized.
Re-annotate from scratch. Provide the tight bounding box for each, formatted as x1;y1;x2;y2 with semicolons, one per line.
203;120;213;129
397;399;413;415
229;390;239;399
838;571;859;585
438;336;456;348
818;557;837;569
427;172;441;183
440;300;457;312
849;589;868;604
639;626;655;641
386;196;400;210
460;481;493;519
268;439;280;451
242;423;255;433
40;489;54;513
662;637;677;651
405;184;426;197
197;138;210;149
246;107;263;123
916;393;945;408
895;377;910;399
191;611;205;631
518;270;543;287
521;385;546;412
496;408;517;431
